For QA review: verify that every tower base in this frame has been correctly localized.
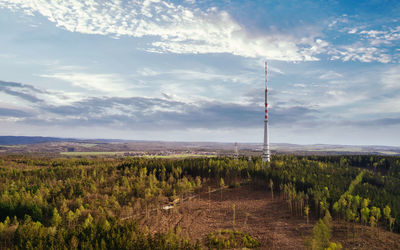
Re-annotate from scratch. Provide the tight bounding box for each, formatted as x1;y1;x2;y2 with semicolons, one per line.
262;152;270;163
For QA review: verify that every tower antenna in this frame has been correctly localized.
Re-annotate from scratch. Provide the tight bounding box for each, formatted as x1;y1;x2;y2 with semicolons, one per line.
262;61;271;163
234;142;239;160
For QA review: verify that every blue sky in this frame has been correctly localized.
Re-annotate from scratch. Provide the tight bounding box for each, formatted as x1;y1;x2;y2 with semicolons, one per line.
0;0;399;145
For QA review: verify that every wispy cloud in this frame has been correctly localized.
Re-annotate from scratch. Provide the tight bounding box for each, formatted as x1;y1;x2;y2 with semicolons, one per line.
323;90;368;108
40;72;128;93
0;107;32;117
329;44;392;63
319;70;343;80
0;79;322;130
327;16;400;63
2;1;397;63
381;65;400;89
0;81;45;103
269;66;285;75
0;0;325;61
358;95;400;114
358;26;400;46
0;80;84;106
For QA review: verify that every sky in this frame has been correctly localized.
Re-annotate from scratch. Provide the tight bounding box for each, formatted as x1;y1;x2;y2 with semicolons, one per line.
0;0;399;146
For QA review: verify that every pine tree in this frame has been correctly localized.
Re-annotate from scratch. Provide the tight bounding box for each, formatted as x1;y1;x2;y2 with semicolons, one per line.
383;205;392;230
83;213;93;229
269;179;274;200
305;205;310;224
67;210;75;227
51;208;62;227
311;219;330;249
220;178;225;201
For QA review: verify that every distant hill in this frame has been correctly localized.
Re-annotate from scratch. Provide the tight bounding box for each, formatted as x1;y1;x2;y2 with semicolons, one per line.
0;136;399;155
0;136;76;145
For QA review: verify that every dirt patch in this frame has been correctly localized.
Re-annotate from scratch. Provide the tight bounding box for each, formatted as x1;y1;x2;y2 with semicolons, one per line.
136;184;400;249
138;184;311;249
331;221;400;249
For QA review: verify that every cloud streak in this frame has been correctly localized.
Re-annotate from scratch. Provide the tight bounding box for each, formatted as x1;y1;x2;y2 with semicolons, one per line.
329;45;392;63
0;81;45;103
2;1;397;63
328;16;400;63
0;0;325;61
0;80;320;130
381;65;400;89
40;72;128;93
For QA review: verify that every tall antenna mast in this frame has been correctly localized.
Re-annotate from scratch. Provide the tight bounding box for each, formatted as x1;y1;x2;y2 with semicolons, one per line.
262;61;271;163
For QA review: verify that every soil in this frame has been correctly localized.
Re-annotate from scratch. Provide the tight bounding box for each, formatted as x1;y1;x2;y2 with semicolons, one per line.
136;184;400;249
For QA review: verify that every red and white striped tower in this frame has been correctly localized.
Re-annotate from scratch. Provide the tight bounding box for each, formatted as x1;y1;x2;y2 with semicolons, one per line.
262;61;271;162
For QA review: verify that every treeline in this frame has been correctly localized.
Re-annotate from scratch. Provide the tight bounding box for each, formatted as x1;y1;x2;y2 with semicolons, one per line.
0;156;208;248
0;154;399;248
302;155;400;176
0;155;258;248
3;217;200;249
261;155;400;233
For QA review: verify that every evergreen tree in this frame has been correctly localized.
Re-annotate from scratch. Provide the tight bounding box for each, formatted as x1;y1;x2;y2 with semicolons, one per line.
50;208;62;227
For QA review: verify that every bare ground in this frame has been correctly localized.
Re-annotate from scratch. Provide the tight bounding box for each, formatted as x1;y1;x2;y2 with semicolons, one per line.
135;184;400;249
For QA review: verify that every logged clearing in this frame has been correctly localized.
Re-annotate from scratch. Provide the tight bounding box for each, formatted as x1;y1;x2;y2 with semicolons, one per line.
137;184;400;249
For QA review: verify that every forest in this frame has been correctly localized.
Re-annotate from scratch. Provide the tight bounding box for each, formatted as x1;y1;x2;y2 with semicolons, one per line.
0;154;399;249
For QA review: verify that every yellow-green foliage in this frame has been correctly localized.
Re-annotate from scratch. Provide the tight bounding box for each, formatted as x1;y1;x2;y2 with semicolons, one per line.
207;229;260;249
306;211;342;250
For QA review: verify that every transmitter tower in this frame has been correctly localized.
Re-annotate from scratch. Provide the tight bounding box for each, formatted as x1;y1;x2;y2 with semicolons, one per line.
234;142;239;160
262;61;271;162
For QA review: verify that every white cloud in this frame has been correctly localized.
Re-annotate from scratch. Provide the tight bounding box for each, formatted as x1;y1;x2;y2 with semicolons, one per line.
275;76;369;110
0;0;324;61
269;66;285;75
319;70;343;80
3;1;396;63
350;95;400;115
136;68;159;77
40;72;127;93
323;90;367;107
293;83;306;88
348;28;358;34
358;26;400;46
40;91;84;106
381;66;400;89
168;69;256;84
328;15;349;28
329;17;399;63
136;67;258;85
329;44;392;63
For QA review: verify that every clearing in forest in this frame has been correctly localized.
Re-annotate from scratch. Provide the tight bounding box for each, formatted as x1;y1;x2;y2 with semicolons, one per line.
138;184;400;249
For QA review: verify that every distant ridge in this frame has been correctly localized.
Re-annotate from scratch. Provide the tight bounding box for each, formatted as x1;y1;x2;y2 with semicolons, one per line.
0;136;77;145
0;136;399;156
0;136;139;145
